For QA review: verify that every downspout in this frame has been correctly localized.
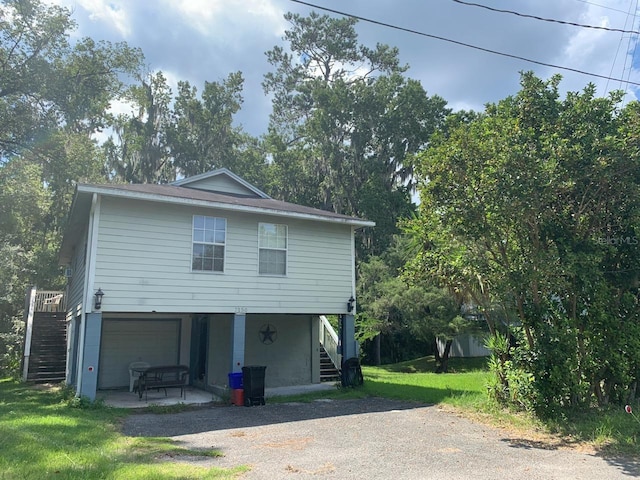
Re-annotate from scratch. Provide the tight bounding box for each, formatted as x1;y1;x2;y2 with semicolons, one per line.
351;226;356;309
351;226;358;357
76;193;100;395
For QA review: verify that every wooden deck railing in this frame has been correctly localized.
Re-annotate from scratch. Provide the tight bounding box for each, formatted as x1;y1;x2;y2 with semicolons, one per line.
33;290;65;312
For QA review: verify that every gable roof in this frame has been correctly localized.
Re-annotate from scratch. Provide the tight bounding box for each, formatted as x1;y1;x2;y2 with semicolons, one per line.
59;171;375;264
171;168;271;198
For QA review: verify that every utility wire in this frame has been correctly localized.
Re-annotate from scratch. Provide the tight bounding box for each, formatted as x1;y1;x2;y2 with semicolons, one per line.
452;0;640;35
289;0;640;88
605;0;638;93
622;0;640;94
573;0;637;15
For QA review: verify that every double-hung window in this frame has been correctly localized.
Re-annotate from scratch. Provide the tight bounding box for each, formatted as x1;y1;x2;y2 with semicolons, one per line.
258;223;287;275
192;215;226;272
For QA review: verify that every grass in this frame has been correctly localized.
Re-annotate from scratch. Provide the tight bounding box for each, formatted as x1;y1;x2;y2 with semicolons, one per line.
0;379;247;479
1;355;638;478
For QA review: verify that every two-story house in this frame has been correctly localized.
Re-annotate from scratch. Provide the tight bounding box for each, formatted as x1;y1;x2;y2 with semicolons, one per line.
58;169;373;400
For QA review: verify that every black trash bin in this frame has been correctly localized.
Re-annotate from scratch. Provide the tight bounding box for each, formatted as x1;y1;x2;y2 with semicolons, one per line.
242;365;266;406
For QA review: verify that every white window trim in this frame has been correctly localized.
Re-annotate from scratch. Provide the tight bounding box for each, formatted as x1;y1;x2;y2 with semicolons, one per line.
258;222;288;276
191;215;227;274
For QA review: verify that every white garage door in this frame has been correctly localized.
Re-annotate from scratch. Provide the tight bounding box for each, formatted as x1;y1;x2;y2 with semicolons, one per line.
98;319;181;389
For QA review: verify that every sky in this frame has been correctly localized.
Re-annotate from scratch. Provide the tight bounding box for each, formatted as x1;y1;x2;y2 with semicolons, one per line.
49;0;640;137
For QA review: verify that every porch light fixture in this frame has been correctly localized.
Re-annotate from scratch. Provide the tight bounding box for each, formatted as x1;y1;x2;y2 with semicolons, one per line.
347;296;355;313
94;288;104;310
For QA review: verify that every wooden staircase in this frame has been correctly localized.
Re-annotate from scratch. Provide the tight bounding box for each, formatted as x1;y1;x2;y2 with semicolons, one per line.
25;311;67;383
320;344;340;382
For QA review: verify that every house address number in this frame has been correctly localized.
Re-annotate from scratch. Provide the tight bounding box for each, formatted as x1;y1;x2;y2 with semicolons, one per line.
235;307;247;314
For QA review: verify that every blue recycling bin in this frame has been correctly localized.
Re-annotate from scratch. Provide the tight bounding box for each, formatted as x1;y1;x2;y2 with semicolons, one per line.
228;372;243;389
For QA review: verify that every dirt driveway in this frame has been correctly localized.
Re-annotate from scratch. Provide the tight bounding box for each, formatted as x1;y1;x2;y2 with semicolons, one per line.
122;398;639;479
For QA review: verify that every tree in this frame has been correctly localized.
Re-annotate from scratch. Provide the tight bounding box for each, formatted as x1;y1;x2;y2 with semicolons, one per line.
356;236;473;369
407;72;640;412
0;0;142;158
105;71;174;183
0;0;72;158
169;73;267;187
0;0;142;375
263;11;449;255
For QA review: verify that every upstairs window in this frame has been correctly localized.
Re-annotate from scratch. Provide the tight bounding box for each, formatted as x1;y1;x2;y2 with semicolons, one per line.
258;223;287;275
192;215;226;272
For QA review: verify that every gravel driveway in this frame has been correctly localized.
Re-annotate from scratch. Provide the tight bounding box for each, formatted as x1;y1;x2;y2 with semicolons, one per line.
122;398;639;479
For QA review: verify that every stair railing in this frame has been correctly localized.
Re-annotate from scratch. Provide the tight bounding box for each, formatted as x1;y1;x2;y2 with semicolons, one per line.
319;315;340;370
22;288;65;381
22;287;37;381
34;291;65;312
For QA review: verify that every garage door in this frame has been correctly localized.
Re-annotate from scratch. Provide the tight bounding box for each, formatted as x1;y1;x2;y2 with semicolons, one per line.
98;319;181;389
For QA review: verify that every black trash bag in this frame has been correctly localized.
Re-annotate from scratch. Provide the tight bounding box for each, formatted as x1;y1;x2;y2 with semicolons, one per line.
341;357;364;387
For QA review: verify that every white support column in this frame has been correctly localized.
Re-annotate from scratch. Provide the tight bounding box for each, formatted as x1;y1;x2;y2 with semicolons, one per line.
230;313;246;373
21;287;37;381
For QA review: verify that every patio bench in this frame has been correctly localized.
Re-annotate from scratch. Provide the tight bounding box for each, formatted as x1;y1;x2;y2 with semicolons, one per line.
137;365;190;401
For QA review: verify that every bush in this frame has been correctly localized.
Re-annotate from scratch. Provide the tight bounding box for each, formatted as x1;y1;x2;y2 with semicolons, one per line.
0;317;24;379
486;330;538;413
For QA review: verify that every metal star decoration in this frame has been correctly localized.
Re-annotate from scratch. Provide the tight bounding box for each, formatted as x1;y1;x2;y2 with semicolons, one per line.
259;324;277;345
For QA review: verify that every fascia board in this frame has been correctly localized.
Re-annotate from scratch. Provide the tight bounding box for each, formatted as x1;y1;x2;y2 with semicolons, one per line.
76;185;376;228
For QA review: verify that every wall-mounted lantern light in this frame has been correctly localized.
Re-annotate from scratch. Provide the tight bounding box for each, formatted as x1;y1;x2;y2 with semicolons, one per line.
347;296;355;313
94;288;104;310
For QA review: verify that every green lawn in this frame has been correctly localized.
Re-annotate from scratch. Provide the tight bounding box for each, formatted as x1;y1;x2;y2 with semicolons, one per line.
0;379;246;479
1;356;637;478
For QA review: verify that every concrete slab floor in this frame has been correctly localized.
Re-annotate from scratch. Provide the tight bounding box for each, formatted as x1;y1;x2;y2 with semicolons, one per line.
99;382;339;409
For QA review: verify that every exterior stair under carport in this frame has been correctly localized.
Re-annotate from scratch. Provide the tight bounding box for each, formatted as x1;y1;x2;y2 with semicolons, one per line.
320;344;340;382
25;311;67;383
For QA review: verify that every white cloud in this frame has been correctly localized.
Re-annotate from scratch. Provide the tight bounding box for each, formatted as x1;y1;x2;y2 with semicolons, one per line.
40;0;640;136
166;0;284;37
558;1;639;98
48;0;132;37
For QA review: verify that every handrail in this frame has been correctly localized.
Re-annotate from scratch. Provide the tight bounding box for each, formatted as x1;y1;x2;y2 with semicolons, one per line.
319;315;340;370
34;291;65;313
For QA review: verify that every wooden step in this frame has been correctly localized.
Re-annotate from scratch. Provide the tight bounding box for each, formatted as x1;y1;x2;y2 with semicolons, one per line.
319;343;340;382
26;312;67;384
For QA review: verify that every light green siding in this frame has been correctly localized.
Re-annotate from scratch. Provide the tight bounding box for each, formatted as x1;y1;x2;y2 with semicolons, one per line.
93;196;354;314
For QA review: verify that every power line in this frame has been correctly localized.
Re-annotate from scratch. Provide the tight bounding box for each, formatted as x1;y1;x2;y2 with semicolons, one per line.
573;0;637;15
452;0;640;35
605;0;639;93
289;0;640;88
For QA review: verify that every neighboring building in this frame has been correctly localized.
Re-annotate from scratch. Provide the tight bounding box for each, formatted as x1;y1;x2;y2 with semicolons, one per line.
58;169;373;400
436;334;490;358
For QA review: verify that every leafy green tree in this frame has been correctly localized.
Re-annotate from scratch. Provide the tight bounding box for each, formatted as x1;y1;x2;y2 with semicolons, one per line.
105;71;174;183
0;0;71;158
357;236;473;369
0;0;142;158
169;72;267;187
263;12;448;255
0;0;142;375
407;72;640;412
